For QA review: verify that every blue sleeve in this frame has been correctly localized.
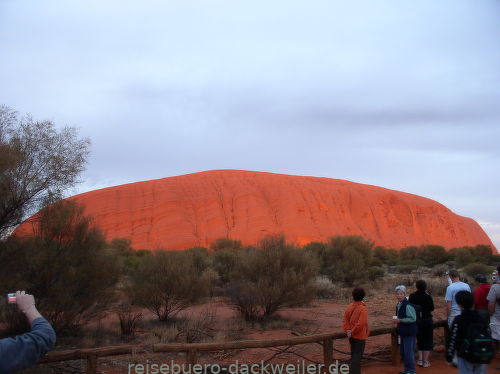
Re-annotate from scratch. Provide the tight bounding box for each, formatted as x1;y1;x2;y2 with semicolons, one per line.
0;317;56;373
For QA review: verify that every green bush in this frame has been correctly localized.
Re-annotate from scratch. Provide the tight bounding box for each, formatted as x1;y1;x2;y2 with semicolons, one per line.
462;263;494;278
323;236;374;285
212;248;239;284
128;250;211;321
418;245;449;266
210;238;242;251
373;246;399;265
399;246;420;262
368;266;385;280
450;247;475;267
226;235;319;320
303;242;327;272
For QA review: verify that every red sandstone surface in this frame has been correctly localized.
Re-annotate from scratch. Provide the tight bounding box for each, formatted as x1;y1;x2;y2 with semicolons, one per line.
15;170;495;251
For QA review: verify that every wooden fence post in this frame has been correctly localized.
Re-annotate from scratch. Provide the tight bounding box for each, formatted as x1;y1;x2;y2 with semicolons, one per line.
86;354;97;374
186;349;197;365
390;332;400;367
322;338;333;373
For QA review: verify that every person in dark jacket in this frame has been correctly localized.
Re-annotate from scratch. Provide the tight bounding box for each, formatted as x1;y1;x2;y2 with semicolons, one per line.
0;291;56;373
394;285;417;374
446;290;488;374
409;279;435;368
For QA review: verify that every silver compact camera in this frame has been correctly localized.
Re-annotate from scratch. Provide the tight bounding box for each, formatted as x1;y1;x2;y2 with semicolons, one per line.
7;293;16;304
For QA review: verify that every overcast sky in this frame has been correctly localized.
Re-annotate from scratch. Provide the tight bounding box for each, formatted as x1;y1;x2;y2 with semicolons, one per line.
1;0;499;248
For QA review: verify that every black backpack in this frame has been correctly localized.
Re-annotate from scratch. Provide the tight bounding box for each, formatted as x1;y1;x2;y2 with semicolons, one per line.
458;321;494;364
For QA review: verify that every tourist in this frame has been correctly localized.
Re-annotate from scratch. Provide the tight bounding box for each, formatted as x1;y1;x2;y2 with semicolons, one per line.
342;287;369;374
394;285;417;374
446;290;490;374
445;270;471;366
473;274;491;324
409;280;434;368
0;291;56;373
487;269;500;355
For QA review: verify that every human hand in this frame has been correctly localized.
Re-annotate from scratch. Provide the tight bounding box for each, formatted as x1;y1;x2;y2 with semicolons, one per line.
16;291;36;312
346;330;352;338
392;318;400;324
15;291;41;323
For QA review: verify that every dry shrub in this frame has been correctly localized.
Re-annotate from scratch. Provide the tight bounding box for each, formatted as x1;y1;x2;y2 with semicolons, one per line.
314;276;337;299
176;307;217;343
145;307;217;344
392;264;419;274
226;235;319;320
314;276;353;302
115;302;143;337
128;250;211;321
432;264;451;276
426;277;448;297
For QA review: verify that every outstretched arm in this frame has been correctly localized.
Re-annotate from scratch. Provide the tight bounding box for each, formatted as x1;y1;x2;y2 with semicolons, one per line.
0;291;56;373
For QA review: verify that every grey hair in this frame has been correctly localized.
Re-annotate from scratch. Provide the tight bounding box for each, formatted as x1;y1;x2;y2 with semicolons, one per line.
395;285;407;294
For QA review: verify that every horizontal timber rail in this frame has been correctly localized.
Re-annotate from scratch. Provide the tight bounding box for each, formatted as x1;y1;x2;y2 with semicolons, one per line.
38;319;448;374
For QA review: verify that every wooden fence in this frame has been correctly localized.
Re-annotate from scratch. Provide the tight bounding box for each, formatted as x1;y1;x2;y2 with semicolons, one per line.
38;320;448;374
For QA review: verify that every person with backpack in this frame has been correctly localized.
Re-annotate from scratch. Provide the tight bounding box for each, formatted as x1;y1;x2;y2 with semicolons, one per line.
446;269;471;366
394;285;417;374
446;290;492;374
409;280;434;368
343;287;370;374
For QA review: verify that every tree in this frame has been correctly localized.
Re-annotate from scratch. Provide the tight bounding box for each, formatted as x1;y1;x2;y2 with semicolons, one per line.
0;105;90;237
0;200;120;333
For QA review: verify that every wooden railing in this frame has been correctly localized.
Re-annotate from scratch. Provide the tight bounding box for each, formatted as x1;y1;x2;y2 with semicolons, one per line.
38;319;448;374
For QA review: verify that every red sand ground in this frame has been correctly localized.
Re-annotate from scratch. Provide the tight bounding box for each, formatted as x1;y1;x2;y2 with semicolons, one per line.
16;170;495;251
55;292;498;374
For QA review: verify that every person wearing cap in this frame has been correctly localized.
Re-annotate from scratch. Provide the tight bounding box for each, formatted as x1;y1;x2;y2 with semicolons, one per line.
0;291;56;373
394;285;417;374
473;274;491;324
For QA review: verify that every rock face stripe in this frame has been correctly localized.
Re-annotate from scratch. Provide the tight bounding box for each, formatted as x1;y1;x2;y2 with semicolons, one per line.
15;170;495;251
